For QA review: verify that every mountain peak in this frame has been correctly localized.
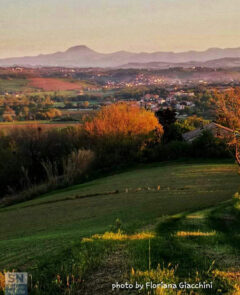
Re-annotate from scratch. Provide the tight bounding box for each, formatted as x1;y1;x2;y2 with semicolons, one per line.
65;45;95;53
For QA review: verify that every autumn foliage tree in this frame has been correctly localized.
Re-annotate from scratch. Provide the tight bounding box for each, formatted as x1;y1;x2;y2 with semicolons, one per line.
45;108;62;119
84;103;163;138
213;87;240;165
213;87;240;130
2;114;14;122
82;103;163;166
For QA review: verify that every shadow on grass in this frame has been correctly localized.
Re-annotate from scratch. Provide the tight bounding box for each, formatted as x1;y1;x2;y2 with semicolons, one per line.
128;205;240;294
207;203;240;253
153;214;214;277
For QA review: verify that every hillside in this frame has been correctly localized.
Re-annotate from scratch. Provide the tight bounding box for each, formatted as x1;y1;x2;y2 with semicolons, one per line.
0;161;238;270
120;57;240;69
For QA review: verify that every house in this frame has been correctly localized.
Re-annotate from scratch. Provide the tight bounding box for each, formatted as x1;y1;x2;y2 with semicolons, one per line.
144;94;152;100
143;94;159;101
158;98;166;104
166;96;175;103
176;103;185;110
182;122;235;142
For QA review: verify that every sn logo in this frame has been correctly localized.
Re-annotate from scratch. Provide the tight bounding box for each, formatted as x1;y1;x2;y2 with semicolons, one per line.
5;272;28;285
5;272;28;295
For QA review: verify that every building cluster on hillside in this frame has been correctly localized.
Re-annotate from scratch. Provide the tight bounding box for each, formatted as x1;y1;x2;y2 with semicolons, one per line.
138;90;195;112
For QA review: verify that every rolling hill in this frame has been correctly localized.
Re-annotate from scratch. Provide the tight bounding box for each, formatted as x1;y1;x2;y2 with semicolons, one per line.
119;57;240;69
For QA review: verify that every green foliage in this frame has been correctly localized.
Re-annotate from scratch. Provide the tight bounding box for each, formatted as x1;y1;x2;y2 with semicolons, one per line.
191;131;231;158
0;127;83;196
147;131;231;162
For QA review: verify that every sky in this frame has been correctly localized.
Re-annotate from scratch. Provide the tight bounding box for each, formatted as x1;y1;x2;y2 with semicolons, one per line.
0;0;240;58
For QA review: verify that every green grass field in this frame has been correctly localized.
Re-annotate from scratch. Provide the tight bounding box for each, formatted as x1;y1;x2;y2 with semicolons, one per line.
0;161;239;271
0;78;31;92
29;90;78;97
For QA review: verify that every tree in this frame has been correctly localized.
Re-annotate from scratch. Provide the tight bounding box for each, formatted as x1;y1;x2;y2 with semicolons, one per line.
185;115;209;128
82;103;163;167
83;103;163;138
83;101;89;108
45;108;62;119
44;95;54;107
22;106;30;120
213;88;240;130
155;108;177;129
213;88;240;165
2;114;13;122
155;108;177;142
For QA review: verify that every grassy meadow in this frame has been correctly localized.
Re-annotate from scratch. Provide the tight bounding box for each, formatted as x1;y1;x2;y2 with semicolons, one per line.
0;161;239;294
0;121;78;132
0;78;31;92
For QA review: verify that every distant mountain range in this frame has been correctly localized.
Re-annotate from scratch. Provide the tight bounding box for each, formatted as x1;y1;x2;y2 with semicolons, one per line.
1;45;240;68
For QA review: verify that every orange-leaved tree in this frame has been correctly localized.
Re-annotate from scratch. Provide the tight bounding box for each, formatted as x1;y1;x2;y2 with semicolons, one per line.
82;103;163;166
213;87;240;130
83;103;163;138
212;87;240;165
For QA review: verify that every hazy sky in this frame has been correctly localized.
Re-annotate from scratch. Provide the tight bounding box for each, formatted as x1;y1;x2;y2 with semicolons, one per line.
0;0;240;58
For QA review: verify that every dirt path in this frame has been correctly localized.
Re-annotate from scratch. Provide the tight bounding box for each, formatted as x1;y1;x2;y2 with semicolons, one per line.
79;244;138;295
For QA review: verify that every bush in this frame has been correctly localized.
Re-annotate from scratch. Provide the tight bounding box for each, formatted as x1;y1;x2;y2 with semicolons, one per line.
191;131;231;158
63;149;95;184
145;131;231;162
0;126;82;198
145;141;190;162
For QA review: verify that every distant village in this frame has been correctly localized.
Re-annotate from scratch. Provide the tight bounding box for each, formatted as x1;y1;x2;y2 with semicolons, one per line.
138;91;195;113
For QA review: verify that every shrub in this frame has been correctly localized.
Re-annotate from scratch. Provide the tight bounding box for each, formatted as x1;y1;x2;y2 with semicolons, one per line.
145;141;191;162
63;149;95;184
191;130;231;158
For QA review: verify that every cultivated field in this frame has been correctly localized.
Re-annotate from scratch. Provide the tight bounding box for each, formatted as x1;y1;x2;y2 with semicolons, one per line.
28;78;83;91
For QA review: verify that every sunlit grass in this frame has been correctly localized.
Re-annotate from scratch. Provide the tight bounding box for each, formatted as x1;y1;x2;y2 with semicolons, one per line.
82;231;155;242
213;270;240;294
213;270;240;283
131;263;176;281
176;231;216;237
186;215;204;219
130;264;183;295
